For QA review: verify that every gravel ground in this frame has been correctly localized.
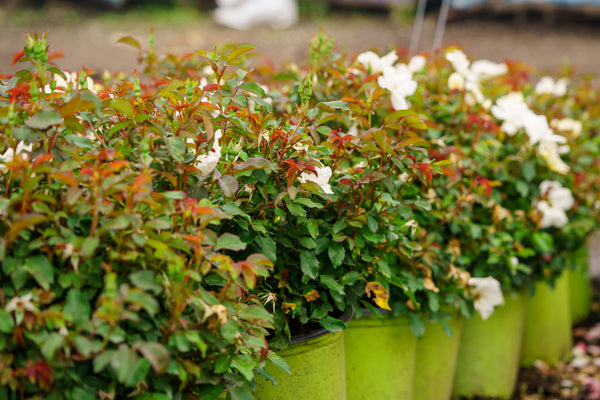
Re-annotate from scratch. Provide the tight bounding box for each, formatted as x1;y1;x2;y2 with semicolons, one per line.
1;2;600;79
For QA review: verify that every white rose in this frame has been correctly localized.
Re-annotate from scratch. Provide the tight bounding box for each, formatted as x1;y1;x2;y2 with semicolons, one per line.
468;276;504;320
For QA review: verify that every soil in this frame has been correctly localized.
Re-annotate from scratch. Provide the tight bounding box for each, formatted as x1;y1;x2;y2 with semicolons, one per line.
2;2;600;399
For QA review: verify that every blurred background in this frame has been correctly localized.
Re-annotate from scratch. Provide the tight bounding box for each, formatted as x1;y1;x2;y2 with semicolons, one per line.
1;0;599;79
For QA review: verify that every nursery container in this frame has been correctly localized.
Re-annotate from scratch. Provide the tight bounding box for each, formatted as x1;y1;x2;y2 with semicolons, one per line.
413;312;463;400
254;329;346;400
452;290;527;399
568;247;592;324
521;270;572;367
345;313;417;400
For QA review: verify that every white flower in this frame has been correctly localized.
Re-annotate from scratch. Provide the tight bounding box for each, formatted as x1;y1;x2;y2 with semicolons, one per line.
407;55;426;73
522;113;558;145
445;49;471;78
194;129;222;176
403;219;419;235
0;141;33;172
510;257;519;268
535;76;569;96
446;50;506;106
490;92;530;135
551;118;582;138
398;172;410;183
535;180;575;228
537;200;569;228
538;140;570;174
6;293;37;312
357;50;398;74
293;141;309;153
377;65;418;110
298;163;333;194
470;60;508;80
468;276;504;320
540;180;575;211
448;72;465;91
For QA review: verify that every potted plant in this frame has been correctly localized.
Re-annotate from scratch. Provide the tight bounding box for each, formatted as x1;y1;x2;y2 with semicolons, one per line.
0;33;278;400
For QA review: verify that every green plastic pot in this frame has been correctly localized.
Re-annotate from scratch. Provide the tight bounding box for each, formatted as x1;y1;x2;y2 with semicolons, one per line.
521;270;572;367
254;330;346;400
452;290;527;399
345;313;417;400
413;313;463;400
568;247;592;324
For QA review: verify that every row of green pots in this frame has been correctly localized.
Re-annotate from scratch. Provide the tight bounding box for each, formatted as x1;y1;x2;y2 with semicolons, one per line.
255;257;592;400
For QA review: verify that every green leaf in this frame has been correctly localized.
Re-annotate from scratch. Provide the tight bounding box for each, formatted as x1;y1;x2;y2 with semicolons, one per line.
125;358;151;387
332;220;347;234
238;305;273;322
59;97;96;118
215;233;247;251
110;98;134;118
521;161;536;182
267;351;290;374
293;198;323;208
72;335;96;357
286;203;306;217
409;313;425;338
217;175;239;198
102;215;131;231
318;100;349;110
300;252;319;280
231;354;255;382
414;200;431;211
328;243;345;269
134;341;170;374
80;236;99;258
25;108;63;130
64;289;91;327
306;219;319;240
166;136;186;164
41;333;64;360
384;109;417;124
70;387;96;400
240;81;266;97
299;236;317;249
0;310;14;333
130;271;162;294
342;271;362;285
515;180;529;197
229;385;254;400
93;349;114;373
233;157;274;173
226;44;256;65
220;319;239;342
25;255;54;290
532;232;553;254
319;316;347;332
110;345;138;384
256;235;276;262
320;275;344;296
125;290;159;316
116;35;141;49
214;356;230;374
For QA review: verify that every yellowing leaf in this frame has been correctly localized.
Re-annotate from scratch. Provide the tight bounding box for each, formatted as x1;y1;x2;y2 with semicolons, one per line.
365;281;391;311
423;277;440;293
303;290;320;302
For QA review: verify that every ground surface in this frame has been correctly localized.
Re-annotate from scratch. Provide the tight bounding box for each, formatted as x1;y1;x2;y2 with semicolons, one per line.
2;2;600;399
1;2;600;80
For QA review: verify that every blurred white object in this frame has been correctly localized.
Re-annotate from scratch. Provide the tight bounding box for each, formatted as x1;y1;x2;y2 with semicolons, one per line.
214;0;299;30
